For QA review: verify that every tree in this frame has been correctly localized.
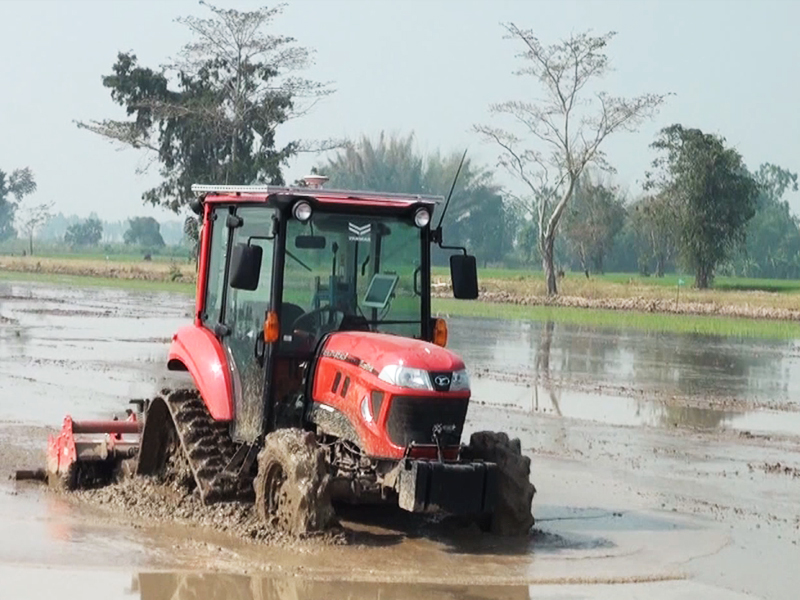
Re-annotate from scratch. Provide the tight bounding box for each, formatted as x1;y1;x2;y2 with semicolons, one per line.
124;217;165;247
16;202;53;256
562;172;625;275
645;124;759;289
76;2;333;219
726;163;800;279
475;24;666;295
0;167;37;241
64;217;103;247
318;132;505;265
630;192;679;277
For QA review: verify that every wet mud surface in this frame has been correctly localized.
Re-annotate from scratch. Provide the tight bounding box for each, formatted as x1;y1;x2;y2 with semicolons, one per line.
1;280;800;599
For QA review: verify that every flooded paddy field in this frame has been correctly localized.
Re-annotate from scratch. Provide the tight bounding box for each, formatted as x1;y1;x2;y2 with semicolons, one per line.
1;281;799;599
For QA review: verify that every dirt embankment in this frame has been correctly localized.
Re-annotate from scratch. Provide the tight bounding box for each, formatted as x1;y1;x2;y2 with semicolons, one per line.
4;255;800;321
434;289;800;321
0;256;198;283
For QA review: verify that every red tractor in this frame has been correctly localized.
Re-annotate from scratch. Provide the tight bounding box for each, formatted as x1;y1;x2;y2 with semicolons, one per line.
39;178;535;535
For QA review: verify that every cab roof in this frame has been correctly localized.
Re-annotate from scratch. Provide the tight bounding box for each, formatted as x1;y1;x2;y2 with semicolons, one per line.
191;184;443;209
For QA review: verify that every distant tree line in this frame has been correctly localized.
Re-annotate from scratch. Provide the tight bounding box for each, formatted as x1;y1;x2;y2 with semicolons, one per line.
315;131;797;287
72;3;797;291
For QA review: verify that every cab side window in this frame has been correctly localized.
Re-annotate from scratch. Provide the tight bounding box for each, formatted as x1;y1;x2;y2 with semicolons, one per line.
202;207;229;327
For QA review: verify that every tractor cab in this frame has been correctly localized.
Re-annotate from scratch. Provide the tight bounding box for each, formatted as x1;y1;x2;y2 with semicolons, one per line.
188;182;479;445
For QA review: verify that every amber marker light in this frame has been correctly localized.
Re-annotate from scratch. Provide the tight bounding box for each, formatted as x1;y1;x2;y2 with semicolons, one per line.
264;311;280;343
433;318;448;347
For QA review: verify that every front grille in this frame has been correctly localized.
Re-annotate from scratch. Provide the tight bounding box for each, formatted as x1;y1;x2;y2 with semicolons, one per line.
385;396;469;447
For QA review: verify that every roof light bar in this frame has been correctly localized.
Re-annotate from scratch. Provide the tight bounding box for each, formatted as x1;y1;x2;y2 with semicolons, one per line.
190;183;444;203
191;184;281;195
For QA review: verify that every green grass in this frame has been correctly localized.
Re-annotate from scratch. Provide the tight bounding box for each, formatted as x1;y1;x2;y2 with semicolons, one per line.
4;269;800;339
432;298;800;339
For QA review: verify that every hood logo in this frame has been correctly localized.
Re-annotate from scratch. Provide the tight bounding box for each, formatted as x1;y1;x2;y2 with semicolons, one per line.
434;375;451;388
348;222;371;242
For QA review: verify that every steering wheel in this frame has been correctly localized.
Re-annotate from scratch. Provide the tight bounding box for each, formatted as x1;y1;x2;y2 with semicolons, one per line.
290;305;345;344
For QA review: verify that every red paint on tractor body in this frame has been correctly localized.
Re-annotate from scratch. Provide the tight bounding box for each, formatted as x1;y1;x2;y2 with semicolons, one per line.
167;325;233;421
322;331;466;372
194;202;213;325
310;332;469;459
202;191;431;211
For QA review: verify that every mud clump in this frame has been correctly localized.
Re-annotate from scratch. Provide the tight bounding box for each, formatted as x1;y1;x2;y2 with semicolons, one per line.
73;475;346;547
749;461;800;478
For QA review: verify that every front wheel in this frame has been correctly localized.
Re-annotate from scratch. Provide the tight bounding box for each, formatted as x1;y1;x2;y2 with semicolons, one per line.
253;428;336;535
465;431;536;536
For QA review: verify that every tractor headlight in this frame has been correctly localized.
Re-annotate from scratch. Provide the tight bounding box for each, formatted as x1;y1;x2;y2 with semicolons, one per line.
378;365;433;391
450;368;470;392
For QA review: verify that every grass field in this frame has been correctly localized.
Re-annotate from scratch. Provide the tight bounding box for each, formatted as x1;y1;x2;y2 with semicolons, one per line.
4;254;800;339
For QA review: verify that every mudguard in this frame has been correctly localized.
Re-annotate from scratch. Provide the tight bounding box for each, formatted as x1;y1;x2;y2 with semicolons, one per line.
167;324;233;421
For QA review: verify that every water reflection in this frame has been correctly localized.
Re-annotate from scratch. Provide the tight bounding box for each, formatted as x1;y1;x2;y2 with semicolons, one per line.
132;572;531;600
450;317;800;409
458;318;800;436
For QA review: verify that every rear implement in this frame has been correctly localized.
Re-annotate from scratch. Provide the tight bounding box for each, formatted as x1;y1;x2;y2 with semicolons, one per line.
42;410;141;490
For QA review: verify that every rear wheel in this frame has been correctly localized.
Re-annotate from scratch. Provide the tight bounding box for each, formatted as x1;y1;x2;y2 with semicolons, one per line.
465;431;536;536
253;428;335;535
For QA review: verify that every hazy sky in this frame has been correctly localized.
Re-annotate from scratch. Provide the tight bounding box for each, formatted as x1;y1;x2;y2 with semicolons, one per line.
1;0;798;222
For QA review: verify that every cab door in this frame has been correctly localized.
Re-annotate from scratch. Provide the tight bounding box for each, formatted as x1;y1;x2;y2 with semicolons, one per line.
221;206;275;442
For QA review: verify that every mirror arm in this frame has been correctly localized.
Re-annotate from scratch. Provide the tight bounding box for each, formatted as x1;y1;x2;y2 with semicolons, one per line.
246;235;274;245
432;226;467;256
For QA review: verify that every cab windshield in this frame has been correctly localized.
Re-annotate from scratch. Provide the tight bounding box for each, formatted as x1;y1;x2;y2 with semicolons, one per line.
280;211;423;351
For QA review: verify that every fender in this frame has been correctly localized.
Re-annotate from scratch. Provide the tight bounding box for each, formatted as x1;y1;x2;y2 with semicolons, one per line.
167;324;233;421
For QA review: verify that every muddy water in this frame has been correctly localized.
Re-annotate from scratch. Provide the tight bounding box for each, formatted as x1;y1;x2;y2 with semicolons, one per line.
2;280;800;599
454;317;800;436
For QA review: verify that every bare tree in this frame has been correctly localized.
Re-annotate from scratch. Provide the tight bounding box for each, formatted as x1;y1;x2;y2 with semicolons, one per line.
475;24;667;295
17;201;54;256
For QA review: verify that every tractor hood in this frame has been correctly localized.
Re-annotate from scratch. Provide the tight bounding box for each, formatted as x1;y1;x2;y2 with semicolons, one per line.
321;331;466;373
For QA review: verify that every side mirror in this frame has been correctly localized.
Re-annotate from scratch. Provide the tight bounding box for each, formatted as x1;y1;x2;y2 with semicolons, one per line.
229;243;263;290
450;254;479;300
295;235;326;249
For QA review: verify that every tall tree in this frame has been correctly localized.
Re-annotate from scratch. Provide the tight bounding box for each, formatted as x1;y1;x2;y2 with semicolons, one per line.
646;124;759;288
727;163;800;279
124;217;165;247
76;2;333;219
16;202;53;256
630;192;679;277
65;218;104;247
562;172;625;275
0;167;37;241
475;24;665;295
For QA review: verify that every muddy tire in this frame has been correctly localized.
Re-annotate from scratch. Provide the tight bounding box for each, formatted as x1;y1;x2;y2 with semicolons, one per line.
253;428;336;535
466;431;536;536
